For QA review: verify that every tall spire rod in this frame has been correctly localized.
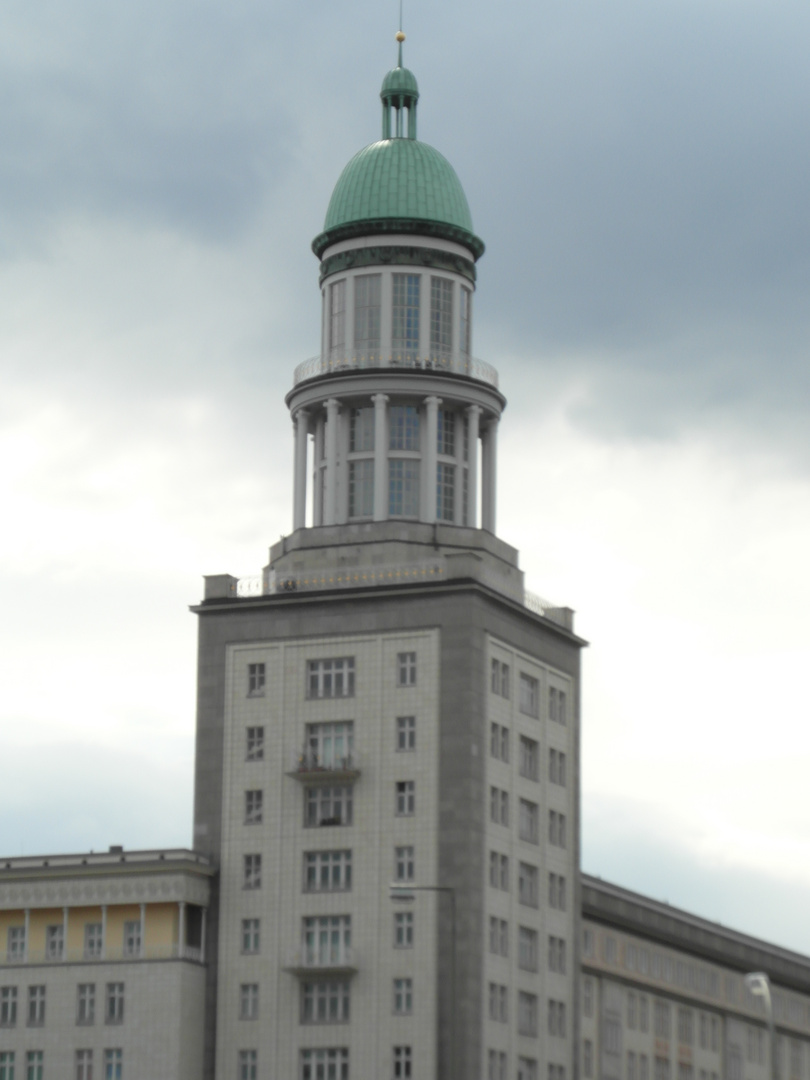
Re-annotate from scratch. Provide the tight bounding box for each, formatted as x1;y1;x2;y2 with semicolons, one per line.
397;0;405;67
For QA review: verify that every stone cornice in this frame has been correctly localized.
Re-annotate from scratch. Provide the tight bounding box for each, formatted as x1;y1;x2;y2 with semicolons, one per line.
318;244;477;286
0;871;211;910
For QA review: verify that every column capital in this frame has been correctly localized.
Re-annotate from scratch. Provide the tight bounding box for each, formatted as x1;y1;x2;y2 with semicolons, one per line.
325;398;341;409
424;395;443;407
371;393;389;405
466;404;483;417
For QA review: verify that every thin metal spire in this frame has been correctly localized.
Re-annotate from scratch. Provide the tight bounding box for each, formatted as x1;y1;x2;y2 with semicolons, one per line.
397;0;405;66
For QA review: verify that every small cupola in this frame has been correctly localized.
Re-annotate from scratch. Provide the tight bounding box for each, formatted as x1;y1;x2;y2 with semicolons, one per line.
381;33;419;139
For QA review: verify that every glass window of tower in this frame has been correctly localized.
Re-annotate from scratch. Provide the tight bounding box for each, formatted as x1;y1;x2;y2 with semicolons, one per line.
392;274;420;359
389;405;420;451
460;286;472;356
354;273;381;357
329;280;346;355
437;409;455;455
389;460;420;517
348;460;374;518
430;276;453;357
436;462;455;521
349;408;375;452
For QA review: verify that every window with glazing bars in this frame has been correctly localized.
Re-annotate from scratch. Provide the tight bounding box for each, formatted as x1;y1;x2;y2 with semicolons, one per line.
329;280;346;354
354;274;381;356
246;726;264;761
348;459;374;518
389;459;420;517
430;276;453;356
436;462;455;521
437;409;455;455
301;979;350;1023
396;716;416;751
307;658;355;698
244;789;263;825
302;915;351;965
305;786;353;827
392;274;420;357
301;1049;349;1080
349;407;375;452
460;286;472;355
388;405;420;450
305;851;352;892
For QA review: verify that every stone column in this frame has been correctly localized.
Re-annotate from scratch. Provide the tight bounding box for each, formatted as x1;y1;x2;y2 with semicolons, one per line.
140;902;146;959
101;904;107;960
24;908;30;962
178;901;186;960
324;399;340;525
293;409;309;531
422;396;442;522
372;394;388;521
466;406;482;528
481;418;498;533
313;417;324;527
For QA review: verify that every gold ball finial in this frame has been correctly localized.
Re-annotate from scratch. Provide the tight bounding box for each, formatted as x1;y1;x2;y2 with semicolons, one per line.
396;31;406;42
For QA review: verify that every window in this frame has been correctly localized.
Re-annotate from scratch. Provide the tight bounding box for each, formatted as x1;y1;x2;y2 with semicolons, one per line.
519;799;539;844
305;850;352;892
549;810;567;848
247;662;265;696
244;789;263;825
679;1068;694;1080
583;1042;593;1079
46;923;64;959
548;936;567;974
655;1059;671;1080
240;983;259;1021
583;928;595;957
640;995;649;1033
349;407;375;453
302;916;351;965
549;1067;565;1080
710;1016;719;1051
354;274;381;356
604;935;617;963
488;982;508;1022
518;861;539;907
397;652;416;686
301;979;350;1023
307;658;355;699
489;851;509;890
395;781;415;816
604;1015;620;1052
27;986;45;1026
246;726;264;761
329;280;346;353
678;1007;694;1045
76;1050;93;1080
392;273;420;357
244;854;262;889
393;1046;412;1079
393;978;413;1015
549;872;566;910
394;911;413;948
491;658;510;697
123;919;141;957
84;922;103;959
389;459;420;517
519;992;539;1036
77;983;95;1024
518;1060;538;1080
519;735;539;780
518;926;538;971
490;786;509;826
304;721;354;770
489;916;508;957
389;405;420;451
628;992;637;1029
548;1000;566;1037
395;846;415;882
519;673;539;717
583;978;594;1017
436;461;455;521
238;1050;257;1080
1;987;17;1026
488;1050;507;1080
305;786;353;827
26;1053;43;1080
348;459;374;518
7;927;25;960
300;1049;349;1080
699;1014;708;1049
654;1000;671;1039
490;723;509;762
430;276;453;357
0;1053;14;1080
241;918;260;954
549;749;567;786
641;1056;650;1080
105;982;124;1024
396;716;416;751
437;409;455;456
549;687;566;724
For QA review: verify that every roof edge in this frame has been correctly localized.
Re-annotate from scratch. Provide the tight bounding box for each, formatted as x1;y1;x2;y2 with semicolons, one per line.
313;218;485;261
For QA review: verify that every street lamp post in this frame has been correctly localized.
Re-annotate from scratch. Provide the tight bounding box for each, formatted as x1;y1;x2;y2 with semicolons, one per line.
390;883;457;1080
745;972;776;1080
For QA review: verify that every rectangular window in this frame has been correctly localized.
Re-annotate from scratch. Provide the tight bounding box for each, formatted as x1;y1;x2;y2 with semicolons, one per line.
489;851;509;890
654;1000;671;1039
105;982;124;1024
548;935;567;974
518;926;539;971
103;1050;122;1080
329;280;346;353
548;1000;566;1037
549;810;567;848
302;916;351;965
304;721;354;769
549;872;566;910
244;789;263;825
240;983;259;1021
348;459;374;518
307;657;355;699
518;1060;538;1080
519;735;539;780
84;921;103;959
76;1050;93;1080
549;748;567;786
395;781;415;816
0;1053;15;1080
488;982;508;1022
655;1059;671;1080
389;405;420;450
354;273;382;355
241;918;260;954
436;462;455;521
300;1049;349;1080
437;409;455;456
26;1053;43;1080
246;726;264;761
305;786;353;827
519;673;539;717
397;651;417;686
388;459;420;517
46;923;64;959
641;1056;650;1080
1;987;18;1027
7;927;25;960
238;1050;257;1080
395;846;415;882
394;911;413;948
123;919;141;957
247;662;265;695
430;276;454;356
549;686;567;724
490;658;510;697
640;996;649;1033
490;723;509;762
392;273;420;357
349;407;375;452
678;1007;694;1044
490;786;509;825
393;1047;412;1079
629;1052;638;1080
519;992;539;1036
488;1050;507;1080
393;978;413;1015
460;287;472;356
583;978;594;1017
583;1042;593;1080
301;979;350;1024
519;799;539;844
519;861;539;907
77;983;95;1024
488;916;508;957
27;986;45;1026
244;853;262;889
396;716;416;751
304;850;352;893
628;991;637;1029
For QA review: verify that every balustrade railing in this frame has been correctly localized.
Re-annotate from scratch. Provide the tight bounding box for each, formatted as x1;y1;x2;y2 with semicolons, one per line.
0;943;203;965
293;351;499;388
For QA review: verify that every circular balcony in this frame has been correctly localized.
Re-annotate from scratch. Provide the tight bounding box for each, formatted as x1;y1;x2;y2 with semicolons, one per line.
293;351;499;389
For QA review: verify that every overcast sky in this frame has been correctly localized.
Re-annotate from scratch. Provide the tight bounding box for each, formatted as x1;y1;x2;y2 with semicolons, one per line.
3;0;810;954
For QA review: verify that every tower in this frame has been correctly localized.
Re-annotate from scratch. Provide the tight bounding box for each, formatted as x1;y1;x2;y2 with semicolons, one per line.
193;37;584;1080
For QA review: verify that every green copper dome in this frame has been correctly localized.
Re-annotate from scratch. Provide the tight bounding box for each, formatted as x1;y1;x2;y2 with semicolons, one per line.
380;64;419;99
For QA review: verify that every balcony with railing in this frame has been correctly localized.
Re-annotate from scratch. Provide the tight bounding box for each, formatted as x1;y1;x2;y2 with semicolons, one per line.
293;351;499;389
287;749;362;784
0;942;204;966
284;945;359;977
